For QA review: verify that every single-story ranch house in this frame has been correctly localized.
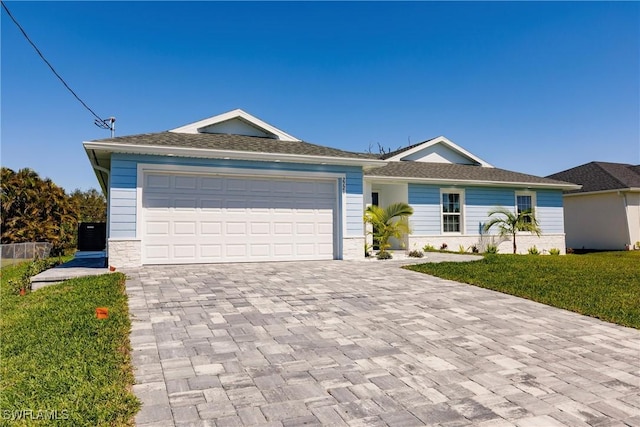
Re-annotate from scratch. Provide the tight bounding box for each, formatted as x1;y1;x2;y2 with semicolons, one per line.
547;161;640;250
84;109;579;266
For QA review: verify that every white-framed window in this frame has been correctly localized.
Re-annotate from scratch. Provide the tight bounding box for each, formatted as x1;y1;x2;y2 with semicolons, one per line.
515;191;536;223
441;189;464;233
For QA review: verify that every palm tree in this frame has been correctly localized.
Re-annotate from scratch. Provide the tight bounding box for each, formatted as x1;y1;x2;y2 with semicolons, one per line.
483;206;541;254
364;202;414;256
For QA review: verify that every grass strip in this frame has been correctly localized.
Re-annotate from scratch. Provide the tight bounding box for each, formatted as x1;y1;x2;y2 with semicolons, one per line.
1;263;140;426
406;251;640;329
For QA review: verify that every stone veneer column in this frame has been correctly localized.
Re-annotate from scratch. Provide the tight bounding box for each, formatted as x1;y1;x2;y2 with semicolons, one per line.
107;239;142;268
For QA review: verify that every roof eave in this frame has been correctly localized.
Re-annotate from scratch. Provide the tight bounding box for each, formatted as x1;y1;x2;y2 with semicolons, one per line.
83;145;109;195
82;141;387;168
563;187;640;197
364;174;581;190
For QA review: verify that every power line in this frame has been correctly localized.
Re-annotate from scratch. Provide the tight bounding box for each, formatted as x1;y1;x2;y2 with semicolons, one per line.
1;1;114;131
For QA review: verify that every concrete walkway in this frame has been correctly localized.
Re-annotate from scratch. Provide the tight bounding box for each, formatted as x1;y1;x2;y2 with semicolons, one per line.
125;258;640;427
31;251;109;289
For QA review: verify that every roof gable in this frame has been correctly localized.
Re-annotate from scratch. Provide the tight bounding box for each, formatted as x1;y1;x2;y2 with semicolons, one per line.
547;161;640;193
169;109;300;142
382;136;493;167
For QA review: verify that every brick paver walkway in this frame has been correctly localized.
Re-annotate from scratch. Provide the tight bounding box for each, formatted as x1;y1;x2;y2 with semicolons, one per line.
125;258;640;427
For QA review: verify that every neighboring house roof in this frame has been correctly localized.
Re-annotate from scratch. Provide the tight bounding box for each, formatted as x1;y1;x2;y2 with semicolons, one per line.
547;161;640;194
366;162;580;189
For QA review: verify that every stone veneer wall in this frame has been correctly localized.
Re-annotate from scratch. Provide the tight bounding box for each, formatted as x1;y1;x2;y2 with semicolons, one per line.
342;237;365;260
108;239;142;268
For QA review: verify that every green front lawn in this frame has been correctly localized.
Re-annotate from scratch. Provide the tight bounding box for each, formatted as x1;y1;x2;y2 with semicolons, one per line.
406;251;640;329
0;261;140;426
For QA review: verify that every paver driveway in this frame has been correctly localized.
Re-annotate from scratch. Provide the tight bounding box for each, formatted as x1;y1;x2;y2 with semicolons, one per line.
126;258;640;427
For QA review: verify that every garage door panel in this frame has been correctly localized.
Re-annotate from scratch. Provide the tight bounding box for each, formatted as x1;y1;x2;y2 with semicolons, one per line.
250;244;270;256
146;174;171;189
146;245;169;260
201;222;222;235
174;198;198;210
173;245;196;259
142;173;337;264
317;182;335;195
274;244;293;256
296;243;315;255
317;222;334;234
175;176;197;190
146;221;170;235
200;244;222;257
318;243;333;255
145;197;171;209
226;222;247;234
274;223;293;235
201;177;224;191
226;179;247;192
272;181;294;194
296;223;315;235
174;222;196;235
226;244;247;257
250;222;270;234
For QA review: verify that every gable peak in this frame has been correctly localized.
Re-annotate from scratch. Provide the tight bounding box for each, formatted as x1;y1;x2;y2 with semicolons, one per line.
383;136;493;167
169;109;300;142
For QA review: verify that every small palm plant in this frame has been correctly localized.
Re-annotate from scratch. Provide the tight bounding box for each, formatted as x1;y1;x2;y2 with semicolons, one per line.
483;206;541;254
364;202;414;257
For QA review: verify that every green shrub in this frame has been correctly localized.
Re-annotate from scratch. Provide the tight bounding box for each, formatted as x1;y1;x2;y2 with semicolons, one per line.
408;250;424;258
485;244;498;254
458;245;466;254
549;248;561;255
528;246;540;255
376;251;393;260
423;244;436;252
8;257;62;294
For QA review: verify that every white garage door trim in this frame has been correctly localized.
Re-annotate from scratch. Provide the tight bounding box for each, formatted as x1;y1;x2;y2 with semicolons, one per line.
136;163;346;264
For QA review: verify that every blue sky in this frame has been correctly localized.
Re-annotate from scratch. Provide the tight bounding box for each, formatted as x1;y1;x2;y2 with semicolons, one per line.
2;1;638;192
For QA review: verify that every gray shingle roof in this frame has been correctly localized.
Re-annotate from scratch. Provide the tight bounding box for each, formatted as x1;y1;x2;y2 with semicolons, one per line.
379;138;436;160
91;131;379;160
546;161;640;193
365;162;574;186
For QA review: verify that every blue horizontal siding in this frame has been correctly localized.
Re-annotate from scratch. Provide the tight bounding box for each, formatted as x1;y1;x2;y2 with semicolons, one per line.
109;154;364;239
536;190;564;233
406;185;567;236
408;184;441;235
345;171;364;236
466;188;514;234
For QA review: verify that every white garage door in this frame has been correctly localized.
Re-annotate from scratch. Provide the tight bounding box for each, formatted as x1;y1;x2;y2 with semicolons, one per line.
142;172;338;264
